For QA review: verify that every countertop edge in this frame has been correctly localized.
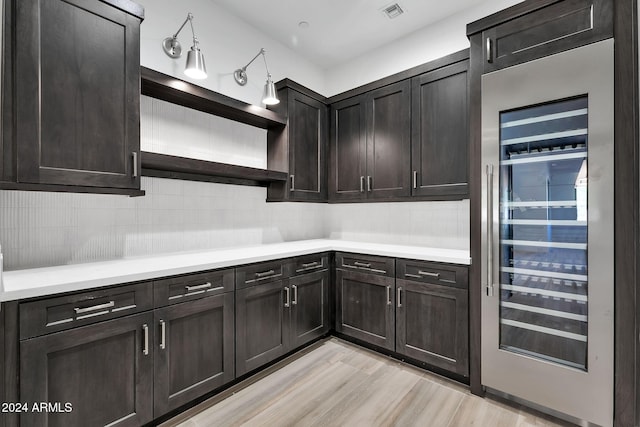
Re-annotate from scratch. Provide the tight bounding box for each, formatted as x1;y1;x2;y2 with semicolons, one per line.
1;240;471;302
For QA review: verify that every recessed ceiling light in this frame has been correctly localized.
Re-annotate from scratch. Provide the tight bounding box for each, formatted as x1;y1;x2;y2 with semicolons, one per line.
298;21;310;29
382;3;404;19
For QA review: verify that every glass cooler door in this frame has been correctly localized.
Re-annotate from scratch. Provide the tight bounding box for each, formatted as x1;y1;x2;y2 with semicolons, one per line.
498;97;588;370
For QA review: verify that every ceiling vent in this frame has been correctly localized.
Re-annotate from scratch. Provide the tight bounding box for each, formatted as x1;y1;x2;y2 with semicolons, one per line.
382;3;404;19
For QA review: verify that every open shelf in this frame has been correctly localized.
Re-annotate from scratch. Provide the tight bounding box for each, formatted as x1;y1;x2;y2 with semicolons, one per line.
140;152;287;187
141;67;287;130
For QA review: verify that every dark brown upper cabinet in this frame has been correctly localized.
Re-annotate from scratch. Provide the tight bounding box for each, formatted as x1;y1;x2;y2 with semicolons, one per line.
411;61;469;199
2;0;144;195
268;80;328;202
329;80;411;201
467;0;613;74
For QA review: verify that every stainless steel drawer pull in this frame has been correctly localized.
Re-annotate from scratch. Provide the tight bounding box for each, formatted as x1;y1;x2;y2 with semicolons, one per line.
367;176;372;192
397;287;402;308
486;37;493;63
142;324;149;356
256;269;275;278
354;262;371;268
418;270;440;278
74;301;115;314
290;175;295;191
159;320;166;350
284;287;290;308
302;261;319;268
386;286;392;305
413;170;418;189
185;282;212;292
292;285;298;305
360;176;365;192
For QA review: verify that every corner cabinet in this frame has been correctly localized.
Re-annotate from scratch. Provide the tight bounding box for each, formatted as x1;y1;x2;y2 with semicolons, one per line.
330;81;411;201
267;80;328;202
235;255;330;376
1;0;144;195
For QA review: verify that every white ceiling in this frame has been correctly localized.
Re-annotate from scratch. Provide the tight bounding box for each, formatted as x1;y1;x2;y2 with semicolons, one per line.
211;0;487;69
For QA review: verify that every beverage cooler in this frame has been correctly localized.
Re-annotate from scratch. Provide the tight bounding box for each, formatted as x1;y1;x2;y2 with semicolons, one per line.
481;39;614;426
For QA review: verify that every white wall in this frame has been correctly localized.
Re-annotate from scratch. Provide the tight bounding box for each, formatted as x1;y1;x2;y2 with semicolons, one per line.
138;0;326;105
325;0;522;96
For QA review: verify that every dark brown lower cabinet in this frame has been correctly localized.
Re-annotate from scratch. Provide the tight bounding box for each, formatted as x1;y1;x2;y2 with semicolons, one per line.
153;293;235;417
290;269;330;349
236;268;330;377
236;279;290;376
396;279;469;376
335;269;395;351
20;312;154;427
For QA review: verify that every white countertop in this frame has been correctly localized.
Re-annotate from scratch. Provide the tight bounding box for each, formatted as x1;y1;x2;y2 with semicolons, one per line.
0;239;470;302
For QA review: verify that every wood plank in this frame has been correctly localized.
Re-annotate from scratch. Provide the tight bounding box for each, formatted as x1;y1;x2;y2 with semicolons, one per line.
141;67;287;130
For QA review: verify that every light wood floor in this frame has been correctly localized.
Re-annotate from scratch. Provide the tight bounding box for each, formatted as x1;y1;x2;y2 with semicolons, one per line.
163;338;572;427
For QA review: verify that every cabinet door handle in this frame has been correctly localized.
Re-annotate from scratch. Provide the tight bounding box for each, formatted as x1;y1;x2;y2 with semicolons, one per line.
397;287;402;308
486;37;493;64
142;324;149;356
284;287;290;308
367;176;372;192
413;170;418;189
290;175;295;191
360;176;365;192
159;320;166;350
386;286;392;305
292;285;298;305
74;300;115;315
132;152;139;178
418;270;440;278
185;282;212;292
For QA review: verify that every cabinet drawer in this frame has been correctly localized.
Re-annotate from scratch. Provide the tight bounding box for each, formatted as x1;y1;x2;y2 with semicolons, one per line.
19;282;153;339
396;259;468;289
236;259;290;290
336;252;394;277
292;253;329;276
153;269;234;307
482;0;612;73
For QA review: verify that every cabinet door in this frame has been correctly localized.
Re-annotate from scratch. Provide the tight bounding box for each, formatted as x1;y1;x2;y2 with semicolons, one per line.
329;96;367;201
411;62;469;199
396;279;468;376
288;90;328;201
236;280;290;376
154;293;235;417
14;0;140;189
482;0;612;73
335;269;395;351
365;80;411;199
20;312;153;427
290;270;330;349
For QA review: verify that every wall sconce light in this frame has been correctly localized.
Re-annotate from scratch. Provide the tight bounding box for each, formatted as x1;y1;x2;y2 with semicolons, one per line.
162;13;207;80
234;48;279;105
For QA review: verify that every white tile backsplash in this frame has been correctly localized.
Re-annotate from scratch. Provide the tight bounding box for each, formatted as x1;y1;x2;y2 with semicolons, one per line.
0;98;469;270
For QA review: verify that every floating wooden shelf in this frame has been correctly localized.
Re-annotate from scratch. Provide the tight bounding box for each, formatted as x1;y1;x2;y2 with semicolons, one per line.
141;67;287;129
141;152;288;187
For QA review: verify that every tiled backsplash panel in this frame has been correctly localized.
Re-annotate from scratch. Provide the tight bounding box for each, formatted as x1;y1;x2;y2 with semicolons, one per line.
0;177;330;269
140;96;267;168
327;200;470;250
